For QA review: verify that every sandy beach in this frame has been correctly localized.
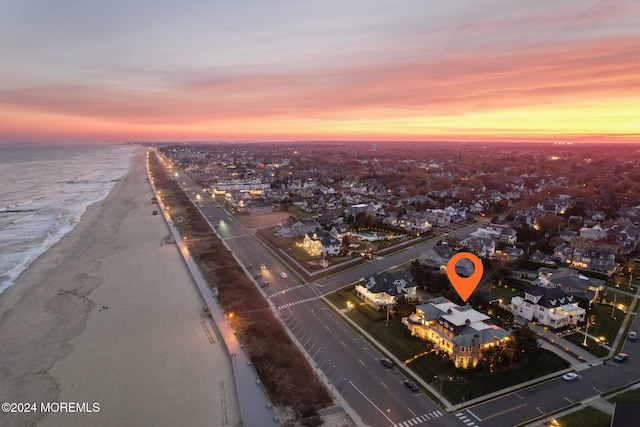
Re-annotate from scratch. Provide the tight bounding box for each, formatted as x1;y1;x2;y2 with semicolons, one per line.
0;148;240;427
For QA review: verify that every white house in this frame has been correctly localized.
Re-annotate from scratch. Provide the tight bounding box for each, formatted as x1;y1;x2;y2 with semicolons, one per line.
355;271;416;310
302;229;341;257
511;286;585;329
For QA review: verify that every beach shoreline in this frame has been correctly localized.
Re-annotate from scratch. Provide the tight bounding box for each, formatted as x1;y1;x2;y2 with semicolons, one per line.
0;148;240;427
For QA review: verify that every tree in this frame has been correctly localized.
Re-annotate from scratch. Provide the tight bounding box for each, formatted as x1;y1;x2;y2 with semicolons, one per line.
342;235;351;249
614;275;624;288
393;295;415;320
482;346;509;373
508;324;540;363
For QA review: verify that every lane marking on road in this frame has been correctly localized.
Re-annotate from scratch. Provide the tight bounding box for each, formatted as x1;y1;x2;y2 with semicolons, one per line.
349;381;393;425
467;409;482;422
481;403;528;421
380;381;388;389
358;359;365;366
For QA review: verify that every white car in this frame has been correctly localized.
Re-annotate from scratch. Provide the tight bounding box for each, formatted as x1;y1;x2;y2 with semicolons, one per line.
280;272;288;279
562;372;579;382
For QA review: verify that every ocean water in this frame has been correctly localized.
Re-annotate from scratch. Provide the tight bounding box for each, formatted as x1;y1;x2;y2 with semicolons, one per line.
0;143;136;294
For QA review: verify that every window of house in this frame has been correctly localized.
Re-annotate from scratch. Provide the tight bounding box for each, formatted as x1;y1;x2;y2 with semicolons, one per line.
460;346;465;353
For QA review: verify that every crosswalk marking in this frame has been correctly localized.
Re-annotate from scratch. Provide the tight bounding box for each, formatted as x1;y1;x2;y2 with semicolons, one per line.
269;283;306;297
277;297;317;309
393;410;444;427
455;412;478;427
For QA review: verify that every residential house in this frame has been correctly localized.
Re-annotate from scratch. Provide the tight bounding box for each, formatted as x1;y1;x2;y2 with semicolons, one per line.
330;224;351;242
579;224;607;240
355;271;417;310
495;246;525;261
397;212;433;235
471;224;517;245
302;229;341;257
404;296;511;369
424;209;452;227
553;241;618;276
419;246;475;277
461;237;496;258
533;267;606;305
511;286;585;329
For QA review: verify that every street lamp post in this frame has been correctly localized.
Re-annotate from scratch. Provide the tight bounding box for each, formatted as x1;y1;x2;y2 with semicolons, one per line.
583;319;589;346
434;375;443;407
386;303;390;326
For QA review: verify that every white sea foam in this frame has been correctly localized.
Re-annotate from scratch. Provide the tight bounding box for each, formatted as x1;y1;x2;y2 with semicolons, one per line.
0;143;135;294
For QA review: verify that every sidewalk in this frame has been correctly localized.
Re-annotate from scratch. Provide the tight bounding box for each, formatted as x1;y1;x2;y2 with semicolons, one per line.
524;321;602;370
149;164;279;427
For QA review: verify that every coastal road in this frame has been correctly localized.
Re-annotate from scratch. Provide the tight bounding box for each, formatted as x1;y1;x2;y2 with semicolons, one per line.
159;153;484;426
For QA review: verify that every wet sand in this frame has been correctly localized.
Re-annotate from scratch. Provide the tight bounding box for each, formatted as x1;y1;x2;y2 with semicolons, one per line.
0;148;240;427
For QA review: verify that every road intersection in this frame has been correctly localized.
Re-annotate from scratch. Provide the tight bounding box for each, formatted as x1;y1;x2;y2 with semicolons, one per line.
163;152;640;427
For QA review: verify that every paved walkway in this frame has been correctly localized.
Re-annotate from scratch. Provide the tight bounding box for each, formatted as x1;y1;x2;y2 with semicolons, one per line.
522;320;602;370
149;165;279;427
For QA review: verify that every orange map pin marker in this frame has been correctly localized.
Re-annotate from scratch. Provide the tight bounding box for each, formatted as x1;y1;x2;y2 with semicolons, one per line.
446;252;483;302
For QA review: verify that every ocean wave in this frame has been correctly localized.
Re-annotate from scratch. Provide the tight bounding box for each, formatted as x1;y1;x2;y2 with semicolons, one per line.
0;144;134;295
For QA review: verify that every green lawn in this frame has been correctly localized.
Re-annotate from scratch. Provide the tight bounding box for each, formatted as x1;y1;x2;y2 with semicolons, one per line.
327;287;570;404
601;289;635;314
407;349;569;404
586;305;625;344
550;406;610;427
490;285;521;302
563;333;609;358
608;389;640;403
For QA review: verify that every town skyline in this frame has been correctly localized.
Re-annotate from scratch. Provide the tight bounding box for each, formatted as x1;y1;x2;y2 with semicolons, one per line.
1;1;639;144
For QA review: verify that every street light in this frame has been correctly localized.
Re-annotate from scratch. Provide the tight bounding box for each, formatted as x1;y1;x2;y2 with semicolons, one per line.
434;375;444;407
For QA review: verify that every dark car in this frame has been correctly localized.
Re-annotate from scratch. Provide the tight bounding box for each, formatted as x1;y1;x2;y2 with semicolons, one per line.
253;273;262;279
260;281;269;288
402;380;419;392
380;358;393;369
613;353;628;362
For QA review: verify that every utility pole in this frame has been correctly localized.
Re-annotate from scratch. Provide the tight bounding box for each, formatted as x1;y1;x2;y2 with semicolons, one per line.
611;292;617;319
386;302;390;326
434;375;444;407
583;319;589;346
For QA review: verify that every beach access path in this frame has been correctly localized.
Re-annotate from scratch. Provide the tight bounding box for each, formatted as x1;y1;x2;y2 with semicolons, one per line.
0;148;241;427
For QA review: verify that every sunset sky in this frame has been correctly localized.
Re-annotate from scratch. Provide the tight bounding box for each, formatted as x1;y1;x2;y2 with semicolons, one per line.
1;1;639;143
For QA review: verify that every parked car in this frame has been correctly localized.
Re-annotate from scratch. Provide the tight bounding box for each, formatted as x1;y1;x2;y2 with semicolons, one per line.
562;372;579;382
380;358;393;369
260;281;269;288
253;273;262;279
613;353;628;362
629;331;637;342
402;380;419;392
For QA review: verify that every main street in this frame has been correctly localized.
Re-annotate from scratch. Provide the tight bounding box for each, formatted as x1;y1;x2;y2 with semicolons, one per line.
157;152;640;427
